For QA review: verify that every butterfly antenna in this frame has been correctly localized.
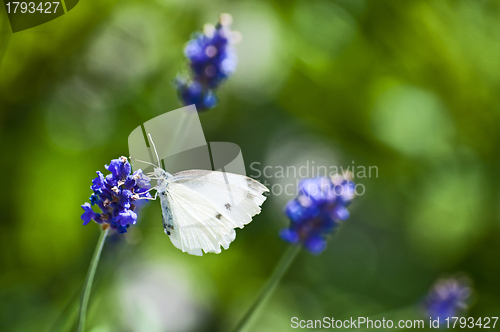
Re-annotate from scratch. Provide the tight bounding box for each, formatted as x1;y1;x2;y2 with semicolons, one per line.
147;133;161;168
129;157;158;168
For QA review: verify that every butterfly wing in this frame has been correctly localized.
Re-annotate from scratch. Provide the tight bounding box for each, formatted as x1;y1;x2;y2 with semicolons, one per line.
164;170;269;255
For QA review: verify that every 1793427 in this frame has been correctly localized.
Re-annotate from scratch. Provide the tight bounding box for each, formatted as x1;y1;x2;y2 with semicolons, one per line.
5;1;60;14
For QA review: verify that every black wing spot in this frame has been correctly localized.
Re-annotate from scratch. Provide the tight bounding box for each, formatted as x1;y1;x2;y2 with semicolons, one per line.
215;213;222;220
225;203;231;210
166;231;171;235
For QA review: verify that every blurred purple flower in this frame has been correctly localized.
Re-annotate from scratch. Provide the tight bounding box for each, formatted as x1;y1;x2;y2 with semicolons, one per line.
81;156;151;233
424;277;472;325
175;79;218;111
280;175;355;254
176;14;239;111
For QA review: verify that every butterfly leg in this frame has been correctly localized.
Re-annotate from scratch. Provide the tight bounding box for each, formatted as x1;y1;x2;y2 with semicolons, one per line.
135;191;158;201
140;186;158;194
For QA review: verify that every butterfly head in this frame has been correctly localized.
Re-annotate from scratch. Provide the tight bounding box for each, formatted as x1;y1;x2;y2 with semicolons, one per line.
154;167;173;180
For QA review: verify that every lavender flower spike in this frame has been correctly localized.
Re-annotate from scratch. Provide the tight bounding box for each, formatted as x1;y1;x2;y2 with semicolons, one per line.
424;277;472;325
80;156;152;233
176;13;240;110
280;174;356;254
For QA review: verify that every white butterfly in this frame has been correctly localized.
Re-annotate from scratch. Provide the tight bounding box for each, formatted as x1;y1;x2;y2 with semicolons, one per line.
134;134;269;256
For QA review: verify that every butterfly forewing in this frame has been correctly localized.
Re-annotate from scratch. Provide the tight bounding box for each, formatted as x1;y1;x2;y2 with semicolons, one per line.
162;170;268;255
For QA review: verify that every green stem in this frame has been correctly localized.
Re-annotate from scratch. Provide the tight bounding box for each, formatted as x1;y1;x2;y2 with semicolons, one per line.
76;228;109;332
233;244;301;332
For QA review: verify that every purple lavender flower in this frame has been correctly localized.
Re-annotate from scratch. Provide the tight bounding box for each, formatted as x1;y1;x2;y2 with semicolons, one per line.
424;278;472;325
280;175;355;254
80;156;152;233
176;14;239;111
175;79;218;110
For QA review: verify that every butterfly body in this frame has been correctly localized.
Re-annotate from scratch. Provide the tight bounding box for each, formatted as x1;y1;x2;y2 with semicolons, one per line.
159;191;175;236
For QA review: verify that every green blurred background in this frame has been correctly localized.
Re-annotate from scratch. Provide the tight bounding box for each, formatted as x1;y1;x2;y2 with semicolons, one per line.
1;0;500;331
